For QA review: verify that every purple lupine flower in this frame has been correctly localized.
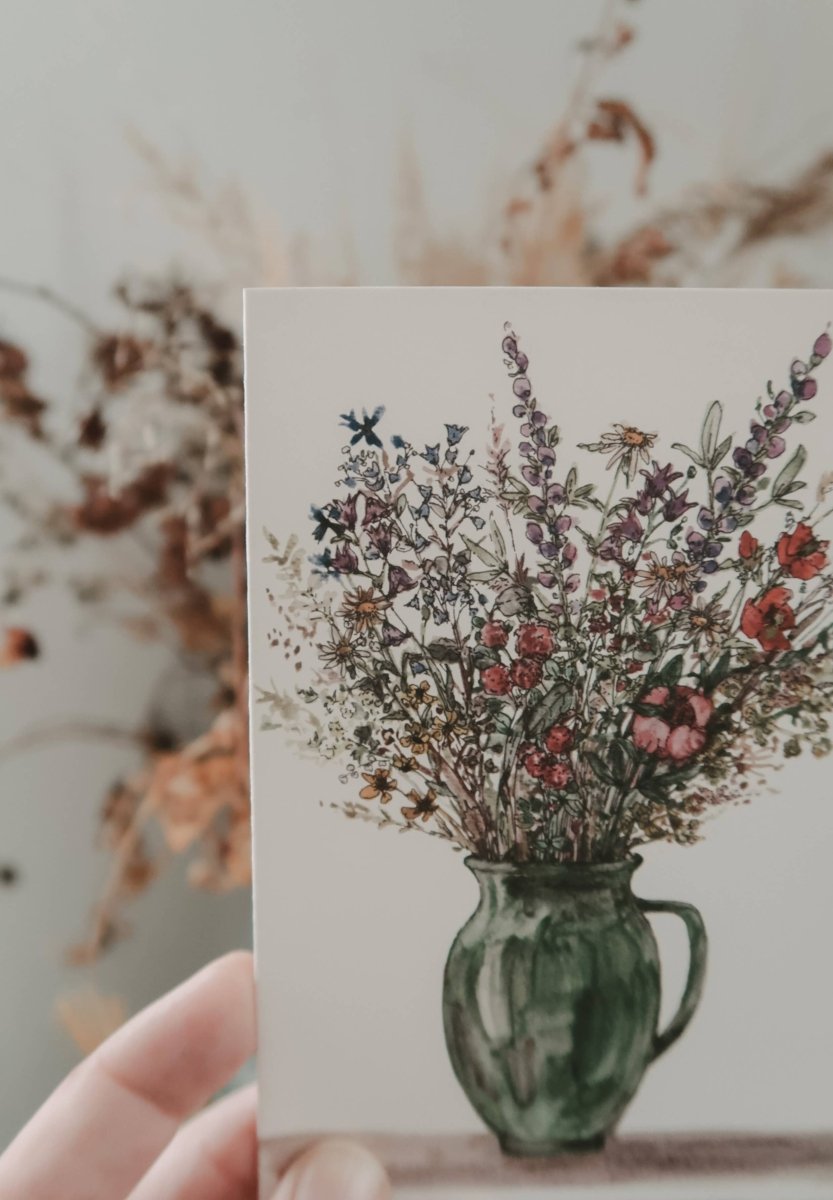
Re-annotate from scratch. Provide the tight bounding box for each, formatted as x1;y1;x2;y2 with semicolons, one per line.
538;570;556;588
546;483;566;505
537;446;556;467
539;542;559;559
522;465;541;486
766;436;786;458
513;376;532;400
562;542;578;564
502;335;518;358
791;359;808;378
736;484;756;506
798;377;817;401
526;521;544;544
528;496;546;515
515;352;529;371
713;476;733;505
697;507;715;531
747;423;768;450
814;332;832;359
554;515;572;534
564;573;581;593
763;390;791;418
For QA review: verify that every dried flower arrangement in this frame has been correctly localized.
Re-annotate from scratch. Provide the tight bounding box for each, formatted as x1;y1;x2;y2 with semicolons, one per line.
0;279;249;960
3;0;833;951
260;324;833;862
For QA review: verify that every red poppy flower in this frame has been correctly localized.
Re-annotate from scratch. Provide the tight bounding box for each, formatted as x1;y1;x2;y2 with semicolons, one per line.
481;664;512;695
632;685;713;762
544;724;573;754
542;760;572;789
776;523;829;581
480;621;509;649
738;531;759;560
515;624;554;659
740;586;796;652
510;658;543;690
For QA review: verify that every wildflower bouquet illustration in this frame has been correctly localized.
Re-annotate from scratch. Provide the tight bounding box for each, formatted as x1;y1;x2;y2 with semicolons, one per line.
259;322;833;1155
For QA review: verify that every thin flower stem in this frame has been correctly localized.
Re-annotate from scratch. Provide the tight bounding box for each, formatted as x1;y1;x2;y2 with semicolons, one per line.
0;274;99;334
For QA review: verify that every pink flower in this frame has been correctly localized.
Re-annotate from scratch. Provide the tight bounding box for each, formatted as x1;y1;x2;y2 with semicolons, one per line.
542;760;572;789
510;657;543;690
632;685;713;762
480;621;509;649
515;623;554;659
481;664;512;696
521;745;548;779
544;724;573;754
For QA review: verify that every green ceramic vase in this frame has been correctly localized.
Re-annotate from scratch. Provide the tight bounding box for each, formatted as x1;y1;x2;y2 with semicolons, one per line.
442;856;707;1157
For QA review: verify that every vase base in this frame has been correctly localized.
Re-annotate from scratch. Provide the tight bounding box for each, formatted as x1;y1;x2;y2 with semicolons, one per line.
498;1133;606;1159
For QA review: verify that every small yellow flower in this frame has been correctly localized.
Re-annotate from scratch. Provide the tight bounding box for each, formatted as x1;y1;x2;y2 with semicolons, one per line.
401;787;439;823
399;724;434;756
400;681;435;708
392;754;418;773
432;708;466;744
359;768;397;803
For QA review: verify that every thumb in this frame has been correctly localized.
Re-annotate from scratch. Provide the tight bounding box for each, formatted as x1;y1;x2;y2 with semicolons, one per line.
273;1138;391;1200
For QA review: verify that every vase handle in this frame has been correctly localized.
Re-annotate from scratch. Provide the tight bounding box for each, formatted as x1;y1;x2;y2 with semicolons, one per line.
637;898;708;1062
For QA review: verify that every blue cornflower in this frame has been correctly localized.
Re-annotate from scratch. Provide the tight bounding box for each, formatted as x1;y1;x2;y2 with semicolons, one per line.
340;405;385;448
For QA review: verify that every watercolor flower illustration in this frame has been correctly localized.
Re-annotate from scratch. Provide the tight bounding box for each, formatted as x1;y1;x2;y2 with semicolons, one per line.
260;322;833;864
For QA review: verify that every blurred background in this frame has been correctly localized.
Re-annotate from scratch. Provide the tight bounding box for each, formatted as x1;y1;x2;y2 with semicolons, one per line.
2;0;833;1147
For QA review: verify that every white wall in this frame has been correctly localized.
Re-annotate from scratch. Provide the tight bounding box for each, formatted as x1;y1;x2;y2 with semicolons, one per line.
1;0;833;1149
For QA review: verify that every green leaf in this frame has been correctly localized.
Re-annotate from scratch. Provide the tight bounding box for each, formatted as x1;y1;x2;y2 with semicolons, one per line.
658;654;684;686
426;638;461;662
713;435;733;466
527;683;572;734
489;516;507;562
772;445;807;499
792;410;817;424
671;442;705;468
700;400;723;463
495;584;529;617
584;751;616;786
471;645;501;669
462;535;499;567
703;650;732;691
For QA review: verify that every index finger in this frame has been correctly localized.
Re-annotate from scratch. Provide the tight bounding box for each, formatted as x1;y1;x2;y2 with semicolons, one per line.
0;951;256;1200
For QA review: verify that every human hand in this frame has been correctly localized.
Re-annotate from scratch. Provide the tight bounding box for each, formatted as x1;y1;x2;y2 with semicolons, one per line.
0;952;390;1200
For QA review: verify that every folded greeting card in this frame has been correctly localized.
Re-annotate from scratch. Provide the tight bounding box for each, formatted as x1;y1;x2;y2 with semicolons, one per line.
245;288;833;1199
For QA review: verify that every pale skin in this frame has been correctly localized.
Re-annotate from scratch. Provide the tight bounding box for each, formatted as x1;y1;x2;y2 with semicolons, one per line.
0;952;391;1200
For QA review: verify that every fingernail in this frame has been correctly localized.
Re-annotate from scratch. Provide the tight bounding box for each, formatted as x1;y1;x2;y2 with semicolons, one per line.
274;1139;391;1200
